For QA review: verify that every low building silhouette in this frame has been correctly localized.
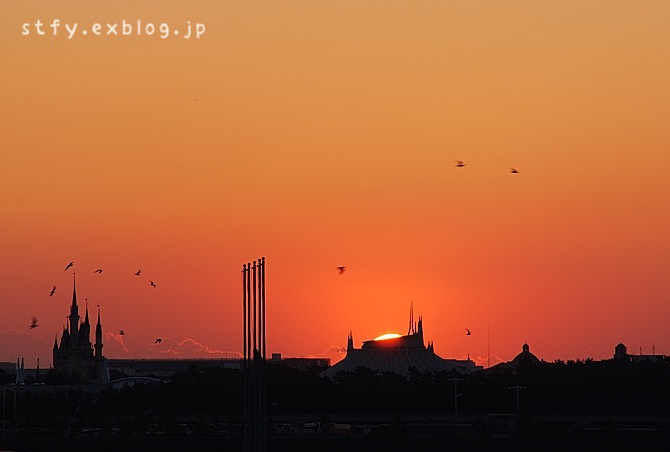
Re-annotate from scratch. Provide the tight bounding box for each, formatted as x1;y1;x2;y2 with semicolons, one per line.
106;355;328;379
269;353;330;371
613;342;666;364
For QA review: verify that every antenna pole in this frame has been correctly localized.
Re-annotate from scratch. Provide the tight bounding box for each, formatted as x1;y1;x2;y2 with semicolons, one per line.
487;324;490;369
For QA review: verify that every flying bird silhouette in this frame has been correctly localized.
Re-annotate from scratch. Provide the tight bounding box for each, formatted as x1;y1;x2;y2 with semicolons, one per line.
94;269;103;273
149;281;157;288
134;269;141;276
64;262;74;271
49;286;56;297
455;160;465;168
466;328;472;336
509;167;519;174
118;330;125;335
30;316;38;329
155;338;162;344
337;266;346;274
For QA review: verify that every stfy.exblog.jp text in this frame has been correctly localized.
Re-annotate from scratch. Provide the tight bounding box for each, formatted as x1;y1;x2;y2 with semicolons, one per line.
21;19;206;40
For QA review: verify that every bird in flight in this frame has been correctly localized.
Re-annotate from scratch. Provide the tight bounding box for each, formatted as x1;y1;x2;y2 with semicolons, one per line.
155;338;162;344
64;262;74;271
509;167;519;174
455;160;465;168
466;328;472;336
134;269;141;276
30;316;39;329
94;269;103;274
337;266;346;274
118;330;125;335
149;281;157;288
49;286;56;297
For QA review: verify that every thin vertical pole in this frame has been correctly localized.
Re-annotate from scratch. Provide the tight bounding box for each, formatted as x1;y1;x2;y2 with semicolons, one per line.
260;257;266;452
252;261;257;354
260;257;265;359
243;257;266;452
251;261;257;452
242;264;248;451
244;265;247;368
247;262;252;367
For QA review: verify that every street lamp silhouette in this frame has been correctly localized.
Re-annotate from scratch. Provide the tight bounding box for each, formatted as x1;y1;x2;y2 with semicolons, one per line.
448;378;464;415
508;385;527;413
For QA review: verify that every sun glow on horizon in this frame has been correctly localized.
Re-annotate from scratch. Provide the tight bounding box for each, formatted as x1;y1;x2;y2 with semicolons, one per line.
374;333;402;341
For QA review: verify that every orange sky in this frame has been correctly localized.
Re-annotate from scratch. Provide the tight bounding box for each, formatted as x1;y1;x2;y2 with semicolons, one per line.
2;1;670;369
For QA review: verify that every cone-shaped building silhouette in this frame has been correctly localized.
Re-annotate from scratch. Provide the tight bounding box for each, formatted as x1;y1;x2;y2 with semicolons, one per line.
321;305;481;378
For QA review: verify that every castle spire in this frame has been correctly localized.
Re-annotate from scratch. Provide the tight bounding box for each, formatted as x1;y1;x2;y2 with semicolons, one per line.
69;274;80;341
71;273;78;310
408;301;415;335
95;305;104;358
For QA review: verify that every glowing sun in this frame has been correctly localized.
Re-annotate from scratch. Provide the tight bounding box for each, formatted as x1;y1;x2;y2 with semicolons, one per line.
374;333;402;341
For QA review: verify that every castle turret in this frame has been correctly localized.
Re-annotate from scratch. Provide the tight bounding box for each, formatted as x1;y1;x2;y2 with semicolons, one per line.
80;301;91;345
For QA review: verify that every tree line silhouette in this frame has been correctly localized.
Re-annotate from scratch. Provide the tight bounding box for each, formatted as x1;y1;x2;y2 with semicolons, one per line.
3;355;670;418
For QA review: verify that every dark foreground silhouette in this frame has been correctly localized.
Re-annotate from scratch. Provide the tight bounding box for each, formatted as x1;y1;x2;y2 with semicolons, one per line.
3;357;670;451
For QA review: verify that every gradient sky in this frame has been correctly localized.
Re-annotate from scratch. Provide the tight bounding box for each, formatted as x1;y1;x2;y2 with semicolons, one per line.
2;1;670;369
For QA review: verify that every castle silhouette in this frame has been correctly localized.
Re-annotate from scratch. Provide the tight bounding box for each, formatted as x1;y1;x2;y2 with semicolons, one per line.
52;277;109;384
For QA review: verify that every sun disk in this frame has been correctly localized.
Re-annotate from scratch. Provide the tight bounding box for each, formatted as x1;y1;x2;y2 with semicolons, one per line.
374;333;402;341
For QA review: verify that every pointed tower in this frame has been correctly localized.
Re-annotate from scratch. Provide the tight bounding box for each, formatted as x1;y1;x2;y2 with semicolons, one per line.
347;331;354;352
80;300;91;345
69;275;80;344
95;305;103;358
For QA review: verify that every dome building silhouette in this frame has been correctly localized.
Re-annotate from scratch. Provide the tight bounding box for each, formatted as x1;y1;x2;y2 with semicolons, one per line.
511;342;541;368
